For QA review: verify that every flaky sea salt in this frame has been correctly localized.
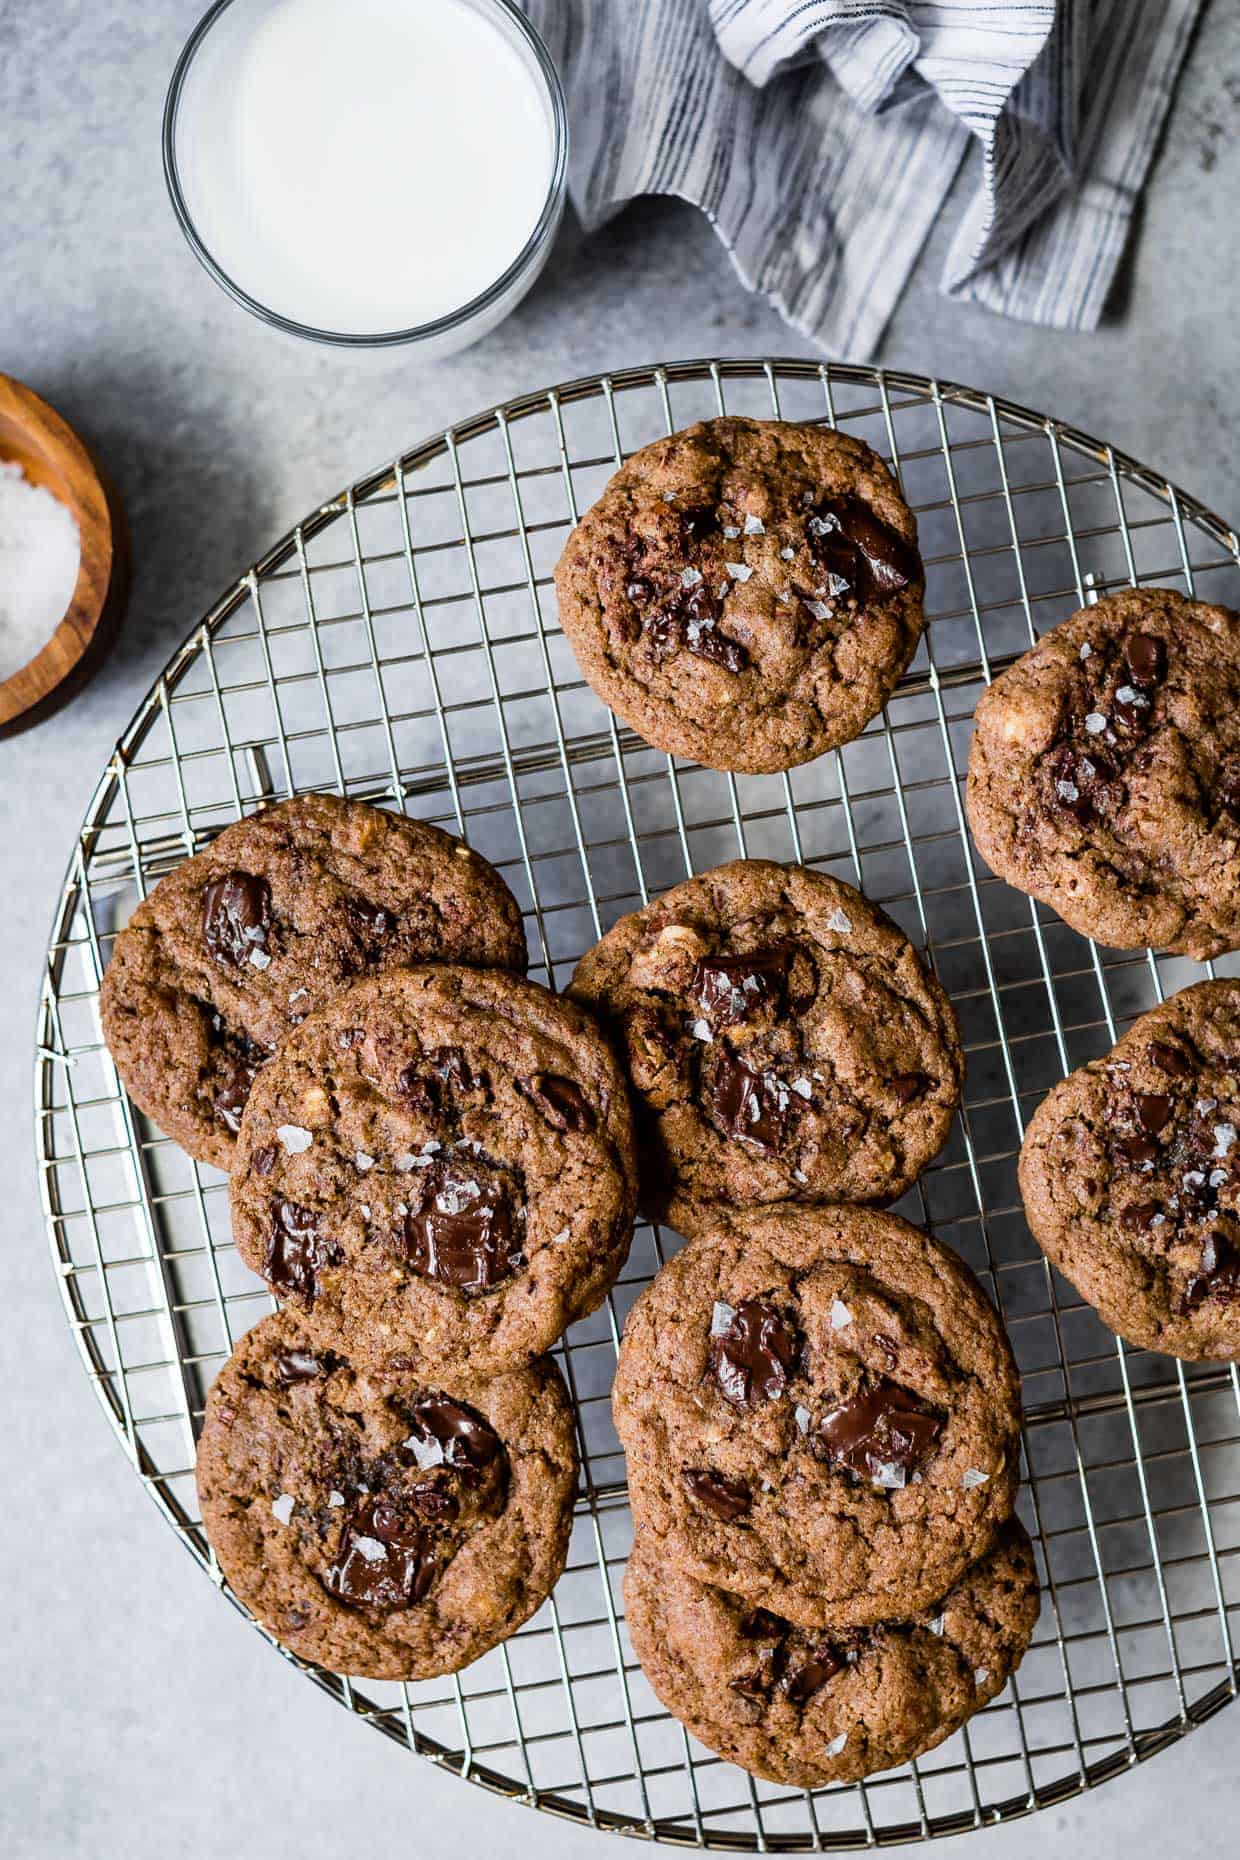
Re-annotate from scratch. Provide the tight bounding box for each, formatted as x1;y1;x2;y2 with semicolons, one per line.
1084;713;1107;734
681;566;703;588
794;1403;812;1434
743;514;765;535
962;1468;989;1489
725;562;753;582
271;1492;295;1525
825;1731;848;1757
277;1124;312;1154
826;908;852;935
830;1298;852;1329
0;460;81;683
406;1430;446;1470
711;1300;736;1336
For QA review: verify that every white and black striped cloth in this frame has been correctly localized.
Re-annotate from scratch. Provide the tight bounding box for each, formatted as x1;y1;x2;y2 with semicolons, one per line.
525;1;1203;357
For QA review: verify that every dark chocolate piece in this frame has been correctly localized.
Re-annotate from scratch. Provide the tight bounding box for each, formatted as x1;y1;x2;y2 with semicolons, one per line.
400;1166;523;1292
202;871;273;969
708;1299;799;1407
681;1467;751;1522
265;1198;342;1303
817;1378;944;1486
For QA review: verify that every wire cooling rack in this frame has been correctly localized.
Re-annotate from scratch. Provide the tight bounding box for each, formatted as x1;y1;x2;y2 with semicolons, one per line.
35;359;1240;1850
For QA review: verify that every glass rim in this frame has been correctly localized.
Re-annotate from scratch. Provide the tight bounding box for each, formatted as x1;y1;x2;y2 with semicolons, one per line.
161;0;569;349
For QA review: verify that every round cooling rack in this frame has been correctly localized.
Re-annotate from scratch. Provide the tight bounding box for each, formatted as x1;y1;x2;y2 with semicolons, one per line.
36;358;1240;1850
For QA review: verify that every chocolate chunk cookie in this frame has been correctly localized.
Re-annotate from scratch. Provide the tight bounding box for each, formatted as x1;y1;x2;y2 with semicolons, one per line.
966;588;1240;959
613;1207;1022;1628
1020;979;1240;1360
553;417;924;773
569;859;962;1229
625;1519;1038;1787
230;966;637;1372
100;794;527;1170
196;1312;577;1679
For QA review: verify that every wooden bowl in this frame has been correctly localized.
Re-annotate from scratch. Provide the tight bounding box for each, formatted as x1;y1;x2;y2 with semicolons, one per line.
0;373;130;736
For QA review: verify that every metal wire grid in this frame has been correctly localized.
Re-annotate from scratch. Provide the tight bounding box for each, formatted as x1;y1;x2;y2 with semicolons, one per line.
34;358;1240;1850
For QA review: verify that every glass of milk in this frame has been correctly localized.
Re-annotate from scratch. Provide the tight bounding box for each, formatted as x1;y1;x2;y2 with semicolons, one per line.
163;0;567;356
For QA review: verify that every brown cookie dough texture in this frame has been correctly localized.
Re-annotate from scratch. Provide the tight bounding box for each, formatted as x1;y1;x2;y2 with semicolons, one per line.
196;1312;577;1679
99;793;527;1170
966;588;1240;959
230;965;637;1373
625;1521;1039;1787
613;1207;1022;1628
570;859;962;1229
553;416;925;773
1020;979;1240;1361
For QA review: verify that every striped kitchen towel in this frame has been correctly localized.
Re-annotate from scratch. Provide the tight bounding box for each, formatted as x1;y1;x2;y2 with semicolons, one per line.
524;1;1204;358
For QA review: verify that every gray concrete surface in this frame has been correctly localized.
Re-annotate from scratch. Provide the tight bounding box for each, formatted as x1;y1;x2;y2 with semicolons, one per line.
2;3;1239;1856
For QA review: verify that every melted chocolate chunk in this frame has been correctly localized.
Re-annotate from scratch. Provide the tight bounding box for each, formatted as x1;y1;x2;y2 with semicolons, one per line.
211;1029;268;1134
708;1299;800;1407
202;871;273;968
639;578;750;675
781;1642;846;1706
1125;633;1166;687
1135;1092;1174;1135
1114;1130;1159;1167
739;1606;784;1640
710;1050;789;1152
324;1494;435;1612
817;1378;944;1486
681;1467;751;1522
1121;1201;1161;1233
807;497;917;603
275;1347;333;1385
1182;1231;1240;1311
890;1070;931;1105
1148;1040;1194;1078
253;1142;279;1176
730;1650;779;1702
517;1071;596;1133
694;947;792;1030
405;1393;503;1482
397;1046;488;1114
1048;743;1122;826
265;1198;342;1303
342;894;396;956
400;1165;523;1292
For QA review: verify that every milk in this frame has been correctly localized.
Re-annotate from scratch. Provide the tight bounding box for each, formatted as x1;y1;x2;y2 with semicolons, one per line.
173;0;558;338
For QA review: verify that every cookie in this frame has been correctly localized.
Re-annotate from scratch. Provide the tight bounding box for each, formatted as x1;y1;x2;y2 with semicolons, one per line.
569;859;962;1229
230;965;637;1372
1020;979;1240;1360
966;588;1240;959
625;1519;1038;1787
613;1207;1022;1628
553;416;924;773
100;793;527;1170
196;1312;577;1679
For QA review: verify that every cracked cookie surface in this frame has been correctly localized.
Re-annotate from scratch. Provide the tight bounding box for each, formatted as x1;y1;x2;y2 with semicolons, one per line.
1020;979;1240;1360
100;793;527;1169
230;966;637;1372
613;1207;1022;1628
625;1520;1038;1787
196;1311;577;1679
569;859;962;1229
966;588;1240;959
553;416;924;773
